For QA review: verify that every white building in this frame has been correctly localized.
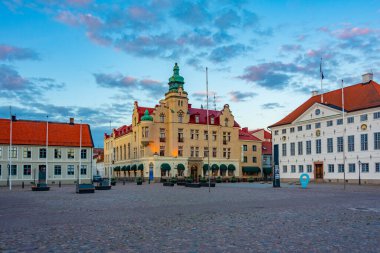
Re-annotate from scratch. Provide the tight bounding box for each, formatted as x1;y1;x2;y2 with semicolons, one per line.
0;117;94;186
269;73;380;184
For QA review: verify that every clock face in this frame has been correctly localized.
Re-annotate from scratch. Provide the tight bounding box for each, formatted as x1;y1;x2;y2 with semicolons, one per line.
315;109;321;115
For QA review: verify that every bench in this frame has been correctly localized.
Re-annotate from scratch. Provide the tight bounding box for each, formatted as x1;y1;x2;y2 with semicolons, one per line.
76;183;95;194
95;180;111;190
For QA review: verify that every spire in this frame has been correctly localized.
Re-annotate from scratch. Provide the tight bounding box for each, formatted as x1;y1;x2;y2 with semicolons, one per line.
141;109;153;121
168;62;185;92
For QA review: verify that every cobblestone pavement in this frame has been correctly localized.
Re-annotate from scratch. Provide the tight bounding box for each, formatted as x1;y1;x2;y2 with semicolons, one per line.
0;182;379;253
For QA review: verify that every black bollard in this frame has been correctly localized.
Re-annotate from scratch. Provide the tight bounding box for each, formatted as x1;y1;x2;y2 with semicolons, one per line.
22;182;24;188
59;181;61;188
123;180;125;185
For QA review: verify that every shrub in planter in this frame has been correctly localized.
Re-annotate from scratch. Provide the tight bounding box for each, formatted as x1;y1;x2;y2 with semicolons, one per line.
111;178;117;186
136;177;143;185
231;176;237;183
248;177;254;183
200;177;207;183
216;177;222;183
170;177;177;184
186;177;193;183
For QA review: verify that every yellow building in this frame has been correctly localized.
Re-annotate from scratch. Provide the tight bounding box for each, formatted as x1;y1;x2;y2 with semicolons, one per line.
104;63;262;181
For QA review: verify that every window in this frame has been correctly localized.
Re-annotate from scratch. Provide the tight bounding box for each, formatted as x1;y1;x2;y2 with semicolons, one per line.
178;129;184;142
347;117;354;124
290;127;295;133
39;148;46;159
376;163;380;173
297;126;302;132
316;139;321;154
190;130;194;140
306;124;311;130
223;148;231;159
0;147;2;158
178;113;183;123
348;135;355;152
252;157;257;163
23;165;31;175
336;119;343;125
9;147;17;158
298;141;303;155
274;130;279;135
160;128;166;142
338;164;344;173
81;149;87;159
252;145;257;151
68;149;75;159
291;165;296;173
282;143;287;157
327;138;333;153
67;165;74;175
190;147;194;157
307;165;312;173
282;129;286;134
306;141;311;155
178;146;183;157
224;118;229;127
160;146;165;156
212;147;217;158
10;165;17;175
243;145;247;151
210;116;214;124
298;165;304;173
374;132;380;150
195;130;199;140
204;147;209;157
337;137;344;152
243;156;247;163
195;115;199;123
327;120;333;127
315;122;321;129
204;131;208;140
328;164;334;173
23;148;31;158
360;114;367;121
54;165;61;176
361;134;368;151
290;143;295;156
160;114;165;123
374;112;380;119
54;148;61;159
283;165;287;173
349;163;355;173
361;163;369;173
212;131;217;141
80;165;87;175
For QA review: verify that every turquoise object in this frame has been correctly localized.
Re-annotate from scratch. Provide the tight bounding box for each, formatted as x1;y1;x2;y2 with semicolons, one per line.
299;173;310;189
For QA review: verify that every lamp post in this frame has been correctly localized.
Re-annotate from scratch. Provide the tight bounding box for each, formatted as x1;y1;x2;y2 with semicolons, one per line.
358;160;361;185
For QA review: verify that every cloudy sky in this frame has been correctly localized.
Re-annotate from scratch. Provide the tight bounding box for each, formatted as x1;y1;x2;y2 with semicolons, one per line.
1;0;380;147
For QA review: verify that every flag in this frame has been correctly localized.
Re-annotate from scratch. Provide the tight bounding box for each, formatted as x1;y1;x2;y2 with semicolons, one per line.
320;58;325;80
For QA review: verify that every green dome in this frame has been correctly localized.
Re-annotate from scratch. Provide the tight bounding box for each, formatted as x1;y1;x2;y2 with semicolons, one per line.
141;110;153;121
168;63;185;91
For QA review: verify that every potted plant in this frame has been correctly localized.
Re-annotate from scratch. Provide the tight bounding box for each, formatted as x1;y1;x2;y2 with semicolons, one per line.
136;177;143;185
248;177;254;183
231;176;237;183
216;177;222;183
111;178;117;186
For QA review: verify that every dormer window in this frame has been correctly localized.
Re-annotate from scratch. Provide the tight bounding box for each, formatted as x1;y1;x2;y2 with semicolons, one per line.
195;115;199;123
210;116;214;124
224;118;229;127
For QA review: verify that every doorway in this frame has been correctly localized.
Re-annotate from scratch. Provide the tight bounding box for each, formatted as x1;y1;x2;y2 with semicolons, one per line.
191;166;198;181
314;163;323;182
39;165;46;183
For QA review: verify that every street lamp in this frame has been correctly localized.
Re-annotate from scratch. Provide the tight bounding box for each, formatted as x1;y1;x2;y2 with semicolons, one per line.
358;160;361;185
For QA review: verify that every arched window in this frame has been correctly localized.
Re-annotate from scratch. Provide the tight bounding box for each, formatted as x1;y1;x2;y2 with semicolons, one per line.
128;143;130;159
160;113;165;123
224;118;229;127
123;144;126;160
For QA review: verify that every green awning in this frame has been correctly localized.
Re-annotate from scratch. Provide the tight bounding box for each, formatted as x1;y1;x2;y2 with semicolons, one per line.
161;163;171;171
138;164;144;171
220;164;227;171
114;166;120;171
131;164;137;171
125;165;130;171
177;163;185;170
203;164;210;171
211;164;219;171
121;166;128;171
227;164;236;171
242;166;261;173
263;167;272;175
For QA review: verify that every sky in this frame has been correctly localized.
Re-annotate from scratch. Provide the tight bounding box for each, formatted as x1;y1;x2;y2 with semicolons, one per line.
1;0;380;148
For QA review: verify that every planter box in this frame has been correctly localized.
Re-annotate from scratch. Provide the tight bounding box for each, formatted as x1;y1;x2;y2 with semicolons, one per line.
200;182;216;187
163;182;174;187
185;183;201;188
31;183;50;191
76;184;95;194
95;185;111;190
136;181;143;185
177;181;186;186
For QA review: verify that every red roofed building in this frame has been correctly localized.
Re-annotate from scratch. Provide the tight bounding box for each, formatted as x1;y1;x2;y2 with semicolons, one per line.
104;63;262;181
269;73;380;184
0;117;94;186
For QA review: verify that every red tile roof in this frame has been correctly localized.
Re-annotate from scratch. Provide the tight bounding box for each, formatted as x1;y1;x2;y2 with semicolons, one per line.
262;141;272;155
269;80;380;128
239;128;261;141
0;119;93;147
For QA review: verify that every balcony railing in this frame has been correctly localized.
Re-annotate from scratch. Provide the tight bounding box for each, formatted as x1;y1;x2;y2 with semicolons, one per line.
223;140;227;145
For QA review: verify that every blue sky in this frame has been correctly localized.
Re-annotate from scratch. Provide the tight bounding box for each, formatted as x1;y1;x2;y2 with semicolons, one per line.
1;0;380;147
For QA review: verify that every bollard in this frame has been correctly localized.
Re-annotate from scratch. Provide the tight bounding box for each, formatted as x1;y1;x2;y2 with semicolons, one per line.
59;181;61;188
22;182;24;188
123;180;125;185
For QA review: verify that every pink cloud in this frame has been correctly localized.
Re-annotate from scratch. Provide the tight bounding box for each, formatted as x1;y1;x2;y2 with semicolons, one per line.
86;32;111;46
66;0;92;6
56;11;79;26
56;11;102;29
334;27;371;39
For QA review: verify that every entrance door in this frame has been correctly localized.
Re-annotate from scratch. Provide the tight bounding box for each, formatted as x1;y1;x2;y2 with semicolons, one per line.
314;164;323;182
39;165;46;183
191;166;198;182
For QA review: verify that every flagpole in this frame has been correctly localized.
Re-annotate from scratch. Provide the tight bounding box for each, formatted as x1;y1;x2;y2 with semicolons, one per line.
342;80;346;190
46;115;48;185
79;120;82;185
206;67;211;192
9;106;12;191
320;58;324;103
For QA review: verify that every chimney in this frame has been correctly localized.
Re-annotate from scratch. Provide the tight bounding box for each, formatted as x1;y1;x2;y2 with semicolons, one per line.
242;127;248;133
11;115;16;121
362;73;373;83
69;117;74;125
311;90;319;96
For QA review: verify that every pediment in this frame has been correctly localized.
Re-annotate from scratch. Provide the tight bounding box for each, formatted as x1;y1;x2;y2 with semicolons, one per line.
294;103;342;123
